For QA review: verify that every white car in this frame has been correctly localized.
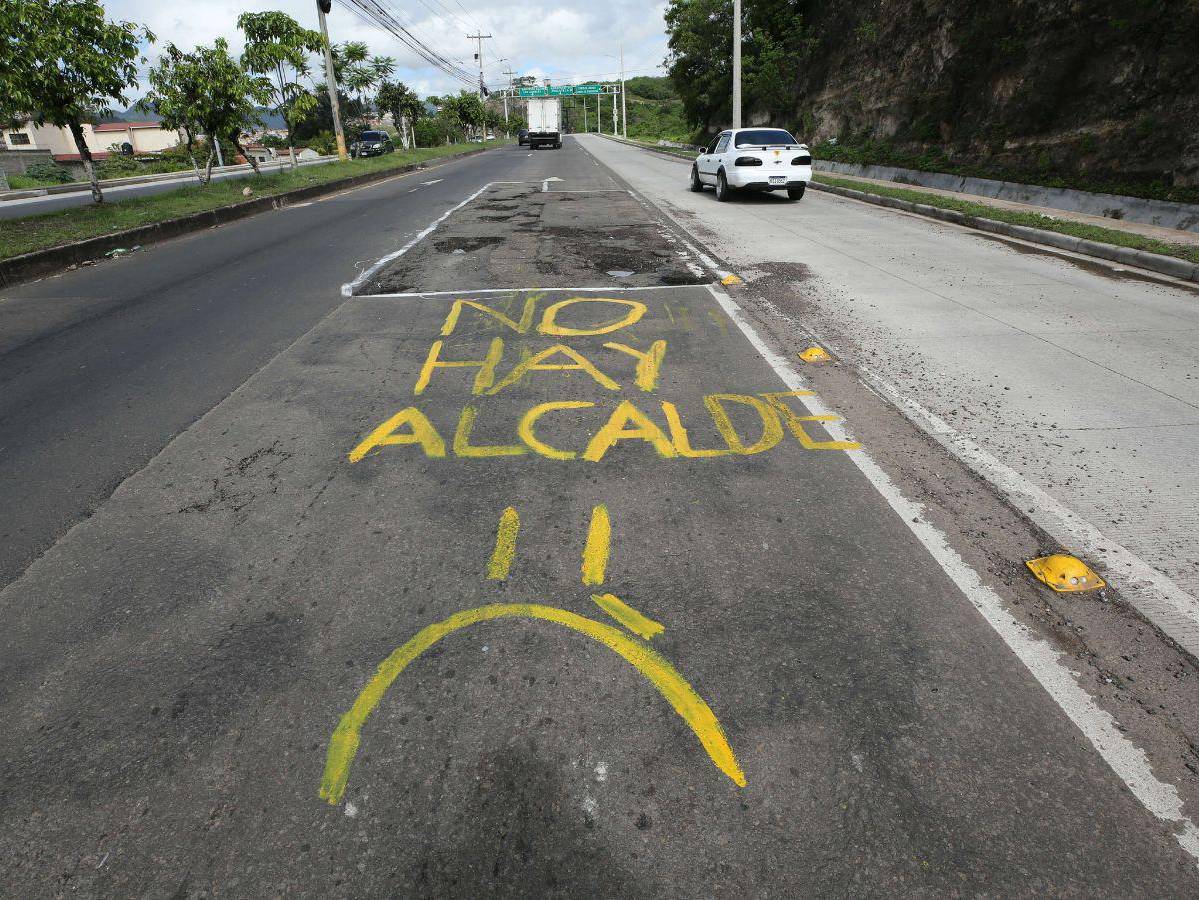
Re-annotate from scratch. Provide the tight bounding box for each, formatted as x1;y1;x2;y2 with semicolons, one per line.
690;128;813;202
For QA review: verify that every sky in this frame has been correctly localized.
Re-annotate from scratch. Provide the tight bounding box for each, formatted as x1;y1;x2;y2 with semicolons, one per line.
108;0;673;101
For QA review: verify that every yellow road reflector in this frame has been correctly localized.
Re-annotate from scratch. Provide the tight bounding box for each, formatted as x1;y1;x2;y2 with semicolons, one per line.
1025;554;1106;592
720;273;743;285
799;346;832;362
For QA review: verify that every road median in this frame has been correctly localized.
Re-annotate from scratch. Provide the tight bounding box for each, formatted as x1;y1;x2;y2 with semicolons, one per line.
0;144;496;289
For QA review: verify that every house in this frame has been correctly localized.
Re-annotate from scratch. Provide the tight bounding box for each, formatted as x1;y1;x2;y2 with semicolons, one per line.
2;119;183;168
91;121;182;154
241;144;276;165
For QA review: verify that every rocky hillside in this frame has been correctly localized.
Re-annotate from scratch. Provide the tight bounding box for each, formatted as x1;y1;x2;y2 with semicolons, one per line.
667;0;1199;193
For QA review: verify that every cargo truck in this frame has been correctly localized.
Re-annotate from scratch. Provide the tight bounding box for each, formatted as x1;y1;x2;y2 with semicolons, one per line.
526;96;562;150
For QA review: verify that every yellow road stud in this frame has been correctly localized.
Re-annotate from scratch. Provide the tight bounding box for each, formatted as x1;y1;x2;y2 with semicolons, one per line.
1025;554;1106;592
720;273;743;285
799;346;832;362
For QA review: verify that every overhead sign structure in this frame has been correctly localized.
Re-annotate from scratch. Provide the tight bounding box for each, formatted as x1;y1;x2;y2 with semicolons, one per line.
518;84;606;98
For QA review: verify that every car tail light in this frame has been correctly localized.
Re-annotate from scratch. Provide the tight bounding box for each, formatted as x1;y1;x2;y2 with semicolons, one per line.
735;156;763;166
791;155;813;165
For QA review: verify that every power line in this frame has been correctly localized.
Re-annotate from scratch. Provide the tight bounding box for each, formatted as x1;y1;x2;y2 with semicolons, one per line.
341;0;477;87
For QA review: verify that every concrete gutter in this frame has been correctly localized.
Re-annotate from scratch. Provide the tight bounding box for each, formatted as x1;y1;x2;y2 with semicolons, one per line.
810;181;1199;285
0;148;489;290
0;155;338;201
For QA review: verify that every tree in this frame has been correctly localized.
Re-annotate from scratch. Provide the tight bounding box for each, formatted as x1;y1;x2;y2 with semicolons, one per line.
376;81;422;148
0;0;153;203
332;42;393;112
442;92;486;139
141;39;272;184
238;11;324;169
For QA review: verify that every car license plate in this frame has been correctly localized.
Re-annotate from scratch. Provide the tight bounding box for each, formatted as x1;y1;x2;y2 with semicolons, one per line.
769;175;786;185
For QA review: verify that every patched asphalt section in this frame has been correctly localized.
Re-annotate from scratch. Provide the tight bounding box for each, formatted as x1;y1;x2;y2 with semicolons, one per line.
360;183;708;294
2;280;1196;895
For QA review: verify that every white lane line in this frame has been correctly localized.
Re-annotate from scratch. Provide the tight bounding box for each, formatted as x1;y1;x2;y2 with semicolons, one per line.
340;182;494;297
705;282;1199;865
354;284;697;298
421;179;444;185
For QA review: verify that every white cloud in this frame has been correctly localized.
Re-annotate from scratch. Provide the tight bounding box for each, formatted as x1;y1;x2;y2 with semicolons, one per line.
109;0;670;99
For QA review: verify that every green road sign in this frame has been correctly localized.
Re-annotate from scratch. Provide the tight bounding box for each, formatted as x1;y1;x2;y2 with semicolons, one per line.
518;84;609;98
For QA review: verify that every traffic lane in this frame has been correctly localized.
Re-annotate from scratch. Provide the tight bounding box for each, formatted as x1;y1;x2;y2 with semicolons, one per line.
0;154;336;220
576;133;1199;612
0;147;521;589
1;286;1194;894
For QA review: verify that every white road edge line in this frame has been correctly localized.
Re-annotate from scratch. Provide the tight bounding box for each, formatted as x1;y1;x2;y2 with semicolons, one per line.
855;364;1199;659
340;182;494;297
742;285;1199;660
704;282;1199;865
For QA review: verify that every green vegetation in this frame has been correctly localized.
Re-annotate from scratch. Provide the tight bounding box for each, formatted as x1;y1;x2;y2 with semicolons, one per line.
624;76;692;143
815;139;1199;206
813;174;1199;265
1;0;152;203
0;142;498;261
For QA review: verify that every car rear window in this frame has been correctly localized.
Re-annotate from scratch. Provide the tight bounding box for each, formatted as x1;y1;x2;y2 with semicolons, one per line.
734;129;799;147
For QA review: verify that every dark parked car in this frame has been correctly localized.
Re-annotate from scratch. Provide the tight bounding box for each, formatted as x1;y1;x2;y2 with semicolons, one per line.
351;130;395;158
517;128;530;147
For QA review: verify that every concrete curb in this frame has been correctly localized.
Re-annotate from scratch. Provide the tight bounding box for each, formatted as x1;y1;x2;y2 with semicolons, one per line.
0;147;490;289
810;181;1199;285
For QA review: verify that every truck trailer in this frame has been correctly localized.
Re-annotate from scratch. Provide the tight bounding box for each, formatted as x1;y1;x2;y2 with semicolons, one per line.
526;96;562;150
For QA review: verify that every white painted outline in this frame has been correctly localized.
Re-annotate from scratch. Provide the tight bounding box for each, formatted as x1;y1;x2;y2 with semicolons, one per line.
705;282;1199;864
341;182;494;297
354;284;700;298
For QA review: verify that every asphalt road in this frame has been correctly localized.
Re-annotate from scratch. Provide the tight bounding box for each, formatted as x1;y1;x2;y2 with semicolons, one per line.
0;154;336;219
2;138;1198;895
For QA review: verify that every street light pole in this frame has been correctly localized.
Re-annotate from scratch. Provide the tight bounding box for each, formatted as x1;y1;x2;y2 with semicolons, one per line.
732;0;742;128
316;0;348;161
620;43;627;139
502;65;516;126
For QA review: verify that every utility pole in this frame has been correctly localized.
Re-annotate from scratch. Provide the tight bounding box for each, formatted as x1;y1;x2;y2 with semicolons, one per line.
620;43;627;138
468;33;492;99
732;0;742;128
316;0;348;160
612;85;617;136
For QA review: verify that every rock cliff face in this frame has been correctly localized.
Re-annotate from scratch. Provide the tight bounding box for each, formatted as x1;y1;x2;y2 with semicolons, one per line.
782;0;1199;186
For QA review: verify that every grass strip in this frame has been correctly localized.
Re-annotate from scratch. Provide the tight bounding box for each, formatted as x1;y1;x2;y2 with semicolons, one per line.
0;142;501;261
813;174;1199;266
